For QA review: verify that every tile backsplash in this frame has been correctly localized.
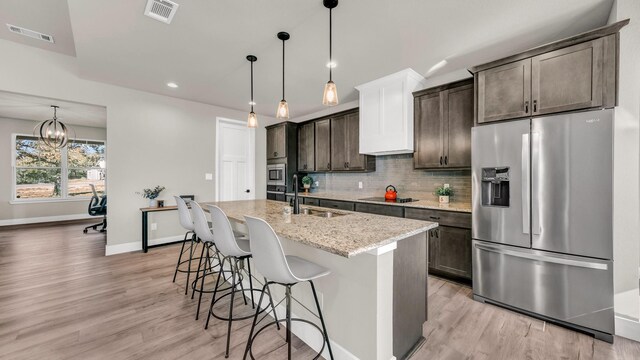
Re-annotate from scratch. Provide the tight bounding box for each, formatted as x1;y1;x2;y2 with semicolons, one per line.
310;154;471;203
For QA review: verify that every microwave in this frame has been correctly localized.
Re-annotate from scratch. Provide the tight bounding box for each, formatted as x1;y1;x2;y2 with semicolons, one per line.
267;164;286;186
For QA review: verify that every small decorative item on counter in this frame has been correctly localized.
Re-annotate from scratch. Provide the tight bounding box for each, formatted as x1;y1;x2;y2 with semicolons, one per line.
137;185;166;208
302;175;313;193
435;185;453;204
157;200;165;208
385;185;397;200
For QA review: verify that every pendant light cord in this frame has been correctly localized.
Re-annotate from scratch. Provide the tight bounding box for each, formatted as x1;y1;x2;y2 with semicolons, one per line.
250;60;254;112
329;7;333;82
282;38;286;100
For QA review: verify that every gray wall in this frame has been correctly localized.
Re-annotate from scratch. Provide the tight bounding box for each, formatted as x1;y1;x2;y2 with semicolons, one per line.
0;117;106;222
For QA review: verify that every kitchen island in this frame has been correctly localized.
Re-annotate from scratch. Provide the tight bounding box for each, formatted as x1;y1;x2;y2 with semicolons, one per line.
202;199;437;360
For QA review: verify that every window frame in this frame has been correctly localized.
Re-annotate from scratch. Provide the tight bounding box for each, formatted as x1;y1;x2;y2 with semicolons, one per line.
11;133;107;204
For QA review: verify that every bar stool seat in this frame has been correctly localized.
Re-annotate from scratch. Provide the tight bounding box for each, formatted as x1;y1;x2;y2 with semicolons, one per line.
237;239;251;253
172;196;206;295
285;256;330;280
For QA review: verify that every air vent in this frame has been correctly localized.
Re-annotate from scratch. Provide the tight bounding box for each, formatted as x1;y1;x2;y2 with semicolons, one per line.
144;0;179;24
6;24;54;43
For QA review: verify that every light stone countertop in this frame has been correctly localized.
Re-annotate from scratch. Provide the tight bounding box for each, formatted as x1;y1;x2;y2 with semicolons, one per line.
201;199;437;258
284;191;472;213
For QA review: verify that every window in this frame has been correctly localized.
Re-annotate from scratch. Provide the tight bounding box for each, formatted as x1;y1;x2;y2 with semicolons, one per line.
13;135;106;201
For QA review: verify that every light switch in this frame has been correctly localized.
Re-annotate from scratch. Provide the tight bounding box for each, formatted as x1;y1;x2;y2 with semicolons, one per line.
358;181;363;189
205;173;213;180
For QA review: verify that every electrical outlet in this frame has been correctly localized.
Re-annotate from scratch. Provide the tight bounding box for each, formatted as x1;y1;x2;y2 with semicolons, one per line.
205;173;213;180
358;181;363;189
314;181;319;187
151;223;157;231
444;183;450;189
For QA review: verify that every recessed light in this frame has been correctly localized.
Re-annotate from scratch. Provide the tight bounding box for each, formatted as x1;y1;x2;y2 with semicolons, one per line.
248;101;256;106
167;82;178;88
326;61;337;69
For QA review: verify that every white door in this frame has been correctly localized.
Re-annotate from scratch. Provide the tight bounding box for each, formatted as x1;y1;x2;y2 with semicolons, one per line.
216;118;255;201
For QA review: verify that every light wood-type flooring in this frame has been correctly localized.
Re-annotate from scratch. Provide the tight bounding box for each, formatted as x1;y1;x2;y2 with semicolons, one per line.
1;221;640;359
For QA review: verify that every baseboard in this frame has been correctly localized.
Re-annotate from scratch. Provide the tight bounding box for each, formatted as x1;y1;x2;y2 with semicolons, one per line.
615;314;640;342
105;235;184;256
0;213;93;226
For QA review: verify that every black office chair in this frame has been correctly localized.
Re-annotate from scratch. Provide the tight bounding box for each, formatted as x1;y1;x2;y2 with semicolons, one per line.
83;184;107;234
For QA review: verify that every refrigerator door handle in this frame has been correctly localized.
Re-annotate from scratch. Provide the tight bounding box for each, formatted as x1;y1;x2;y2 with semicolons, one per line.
522;134;530;235
474;243;608;270
531;132;541;236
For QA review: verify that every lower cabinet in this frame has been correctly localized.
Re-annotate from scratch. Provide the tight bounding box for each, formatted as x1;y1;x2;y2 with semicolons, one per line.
354;203;404;217
303;197;320;206
318;199;355;211
406;208;472;282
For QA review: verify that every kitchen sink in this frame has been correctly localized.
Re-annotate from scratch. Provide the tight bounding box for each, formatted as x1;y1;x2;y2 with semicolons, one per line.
300;208;347;218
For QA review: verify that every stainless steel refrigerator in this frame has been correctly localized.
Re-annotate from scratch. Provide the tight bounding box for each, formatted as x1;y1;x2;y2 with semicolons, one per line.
471;109;614;342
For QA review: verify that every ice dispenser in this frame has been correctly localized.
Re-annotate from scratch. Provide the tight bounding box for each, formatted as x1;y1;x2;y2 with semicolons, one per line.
481;167;510;207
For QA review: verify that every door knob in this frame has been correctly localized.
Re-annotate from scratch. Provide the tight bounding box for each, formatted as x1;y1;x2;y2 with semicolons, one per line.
245;189;250;193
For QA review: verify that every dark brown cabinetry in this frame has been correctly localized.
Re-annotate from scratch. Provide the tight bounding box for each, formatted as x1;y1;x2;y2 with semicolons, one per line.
354;203;404;218
315;119;331;171
330;110;375;172
297;122;315;171
405;208;472;281
267;123;286;159
472;20;627;124
413;80;473;169
318;199;355;211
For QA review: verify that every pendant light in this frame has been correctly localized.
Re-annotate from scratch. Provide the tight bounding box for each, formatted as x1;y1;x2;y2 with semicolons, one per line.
34;105;73;149
276;31;290;119
246;55;258;128
322;0;339;106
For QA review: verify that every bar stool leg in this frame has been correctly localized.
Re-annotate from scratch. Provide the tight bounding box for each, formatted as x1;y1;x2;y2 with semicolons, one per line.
243;283;268;360
195;244;211;320
172;231;189;283
247;259;255;309
204;255;226;330
265;282;280;331
191;242;206;299
310;281;334;360
286;285;292;360
225;258;238;358
184;234;197;295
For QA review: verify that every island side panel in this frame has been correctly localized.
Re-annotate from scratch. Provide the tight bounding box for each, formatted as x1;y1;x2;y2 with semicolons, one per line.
393;231;428;359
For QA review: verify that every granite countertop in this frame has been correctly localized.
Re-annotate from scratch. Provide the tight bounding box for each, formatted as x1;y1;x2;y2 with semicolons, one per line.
201;199;437;258
284;191;472;213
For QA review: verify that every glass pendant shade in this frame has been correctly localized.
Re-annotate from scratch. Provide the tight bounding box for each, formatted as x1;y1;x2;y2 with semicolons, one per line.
247;111;258;128
322;80;339;106
276;100;289;119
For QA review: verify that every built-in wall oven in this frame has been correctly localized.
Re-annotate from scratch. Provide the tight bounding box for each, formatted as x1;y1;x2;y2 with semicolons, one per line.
267;164;286;201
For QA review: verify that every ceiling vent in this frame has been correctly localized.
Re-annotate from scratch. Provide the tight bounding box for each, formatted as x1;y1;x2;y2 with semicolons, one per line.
6;24;54;43
144;0;179;24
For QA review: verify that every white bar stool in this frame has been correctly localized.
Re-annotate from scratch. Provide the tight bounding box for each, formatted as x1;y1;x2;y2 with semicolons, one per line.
172;196;203;295
243;215;334;360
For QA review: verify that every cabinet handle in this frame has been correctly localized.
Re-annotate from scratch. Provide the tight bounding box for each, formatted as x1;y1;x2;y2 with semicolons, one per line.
524;100;529;113
439;156;443;166
533;100;537;112
444;156;448;165
327;162;331;170
274;152;278;157
347;162;350;168
429;216;441;220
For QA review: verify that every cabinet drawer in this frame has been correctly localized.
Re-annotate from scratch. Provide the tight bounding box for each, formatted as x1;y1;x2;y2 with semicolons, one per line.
405;208;471;229
318;199;355;211
355;203;404;218
303;197;320;206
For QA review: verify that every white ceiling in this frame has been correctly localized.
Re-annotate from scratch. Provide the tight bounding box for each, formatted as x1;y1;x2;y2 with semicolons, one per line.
1;0;614;118
0;91;107;128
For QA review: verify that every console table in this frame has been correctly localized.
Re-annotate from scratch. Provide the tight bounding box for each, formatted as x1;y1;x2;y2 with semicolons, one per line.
140;205;178;252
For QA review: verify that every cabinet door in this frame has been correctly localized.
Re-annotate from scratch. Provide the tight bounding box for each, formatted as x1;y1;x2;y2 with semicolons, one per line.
315;119;331;171
477;59;531;123
345;111;367;170
414;92;443;168
531;38;604;115
267;125;286;159
330;115;348;171
297;123;315;171
436;226;472;279
444;84;473;168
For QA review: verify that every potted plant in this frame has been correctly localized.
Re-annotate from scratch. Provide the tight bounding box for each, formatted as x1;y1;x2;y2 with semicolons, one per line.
435;186;453;204
137;185;166;207
301;175;313;193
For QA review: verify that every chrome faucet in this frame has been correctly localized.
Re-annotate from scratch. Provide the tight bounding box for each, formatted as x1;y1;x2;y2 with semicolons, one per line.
292;173;300;214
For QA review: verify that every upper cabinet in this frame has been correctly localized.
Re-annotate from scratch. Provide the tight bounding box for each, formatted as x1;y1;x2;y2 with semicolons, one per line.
314;119;331;172
266;122;297;161
297;122;315;171
356;69;427;156
330;110;375;172
472;19;628;124
414;79;473;169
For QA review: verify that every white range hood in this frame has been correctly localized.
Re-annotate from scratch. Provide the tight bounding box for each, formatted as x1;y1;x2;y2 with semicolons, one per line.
356;68;427;156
